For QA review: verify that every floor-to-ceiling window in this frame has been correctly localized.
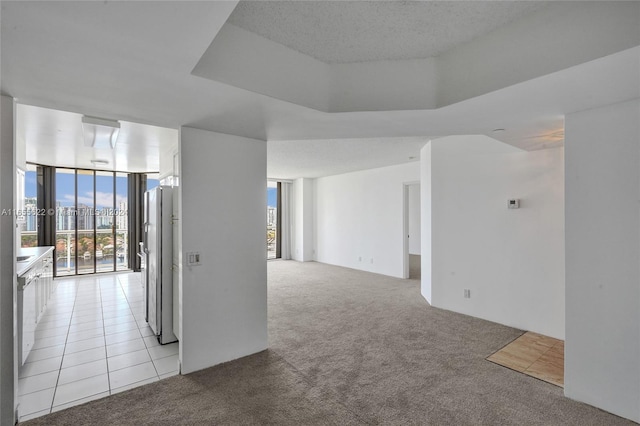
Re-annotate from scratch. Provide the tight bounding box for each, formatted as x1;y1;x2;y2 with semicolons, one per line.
54;168;130;276
19;164;38;248
115;172;129;271
55;168;76;276
95;170;114;273
76;169;95;274
267;181;279;259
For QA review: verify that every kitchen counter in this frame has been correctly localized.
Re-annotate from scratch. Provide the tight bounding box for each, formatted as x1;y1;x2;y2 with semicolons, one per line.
17;246;55;366
17;246;54;277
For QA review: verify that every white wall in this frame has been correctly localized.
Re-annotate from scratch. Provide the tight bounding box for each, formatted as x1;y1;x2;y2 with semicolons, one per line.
315;162;420;278
0;95;17;425
159;143;178;182
420;143;432;304
292;178;315;262
179;127;267;374
564;99;640;423
428;136;565;339
408;184;421;255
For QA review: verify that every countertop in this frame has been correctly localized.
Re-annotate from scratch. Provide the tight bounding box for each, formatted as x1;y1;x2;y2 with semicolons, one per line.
17;246;54;277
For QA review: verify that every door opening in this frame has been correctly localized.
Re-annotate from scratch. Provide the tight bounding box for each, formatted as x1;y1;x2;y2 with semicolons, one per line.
403;182;421;279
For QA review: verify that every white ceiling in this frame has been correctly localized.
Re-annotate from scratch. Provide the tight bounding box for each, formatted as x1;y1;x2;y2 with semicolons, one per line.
228;1;549;63
1;1;639;179
268;137;428;180
16;104;178;173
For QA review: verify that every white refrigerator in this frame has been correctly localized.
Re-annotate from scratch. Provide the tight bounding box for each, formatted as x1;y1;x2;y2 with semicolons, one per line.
144;186;178;344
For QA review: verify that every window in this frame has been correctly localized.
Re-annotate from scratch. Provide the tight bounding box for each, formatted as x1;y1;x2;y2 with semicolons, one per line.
54;168;130;276
20;164;38;248
147;173;160;192
267;182;279;259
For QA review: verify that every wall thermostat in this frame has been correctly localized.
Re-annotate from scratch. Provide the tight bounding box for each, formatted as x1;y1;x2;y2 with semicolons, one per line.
507;199;520;209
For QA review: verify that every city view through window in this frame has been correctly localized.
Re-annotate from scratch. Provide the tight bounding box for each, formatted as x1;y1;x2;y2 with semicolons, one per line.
20;168;131;276
57;169;129;275
19;165;38;248
267;184;278;259
23;171;272;271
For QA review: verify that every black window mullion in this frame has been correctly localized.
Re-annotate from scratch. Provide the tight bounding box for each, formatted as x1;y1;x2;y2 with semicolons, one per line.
276;182;282;259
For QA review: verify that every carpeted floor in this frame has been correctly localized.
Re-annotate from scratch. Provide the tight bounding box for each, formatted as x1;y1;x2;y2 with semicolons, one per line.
23;261;634;425
409;254;421;279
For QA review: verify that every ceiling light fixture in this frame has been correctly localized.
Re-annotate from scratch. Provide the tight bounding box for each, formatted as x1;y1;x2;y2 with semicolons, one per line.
82;115;120;149
90;159;109;166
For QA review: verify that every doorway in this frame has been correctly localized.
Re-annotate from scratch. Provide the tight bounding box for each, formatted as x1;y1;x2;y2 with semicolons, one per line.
403;182;421;279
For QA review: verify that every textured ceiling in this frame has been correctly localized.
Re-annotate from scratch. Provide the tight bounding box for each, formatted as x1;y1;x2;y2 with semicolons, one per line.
3;2;639;179
227;1;549;63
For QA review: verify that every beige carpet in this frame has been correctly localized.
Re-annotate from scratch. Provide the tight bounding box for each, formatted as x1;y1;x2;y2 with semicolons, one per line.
23;261;633;425
409;254;421;279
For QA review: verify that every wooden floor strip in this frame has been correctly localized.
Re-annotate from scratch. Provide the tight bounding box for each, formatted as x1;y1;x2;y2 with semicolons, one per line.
486;331;564;387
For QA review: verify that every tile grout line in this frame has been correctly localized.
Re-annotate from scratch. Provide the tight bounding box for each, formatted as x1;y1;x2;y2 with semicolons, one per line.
99;278;114;395
54;278;107;410
22;273;156;420
118;272;160;386
56;276;132;407
118;274;162;380
47;279;80;415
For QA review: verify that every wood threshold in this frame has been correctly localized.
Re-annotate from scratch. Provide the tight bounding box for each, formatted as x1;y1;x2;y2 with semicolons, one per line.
486;331;564;387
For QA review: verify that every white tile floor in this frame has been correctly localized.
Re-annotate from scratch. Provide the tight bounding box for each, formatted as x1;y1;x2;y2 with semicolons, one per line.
18;272;179;422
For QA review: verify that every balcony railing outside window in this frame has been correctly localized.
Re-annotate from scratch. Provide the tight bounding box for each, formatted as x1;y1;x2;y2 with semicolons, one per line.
36;228;129;276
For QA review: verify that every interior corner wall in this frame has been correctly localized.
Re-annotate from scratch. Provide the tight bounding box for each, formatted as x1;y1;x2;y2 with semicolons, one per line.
179;127;267;374
0;95;17;425
408;184;421;255
430;142;565;339
315;162;420;278
564;99;640;423
292;178;315;262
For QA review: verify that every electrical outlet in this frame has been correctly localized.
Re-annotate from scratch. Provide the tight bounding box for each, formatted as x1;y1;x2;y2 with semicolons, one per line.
358;256;362;262
186;252;201;266
370;258;374;264
464;289;471;298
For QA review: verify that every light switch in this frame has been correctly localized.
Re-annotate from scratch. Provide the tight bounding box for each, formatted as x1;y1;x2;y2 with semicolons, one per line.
186;252;201;266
